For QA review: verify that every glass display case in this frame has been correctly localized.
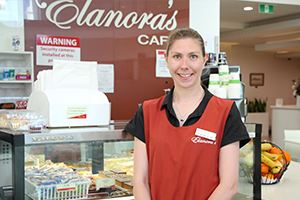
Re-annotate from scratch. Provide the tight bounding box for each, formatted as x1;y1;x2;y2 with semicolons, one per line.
0;122;134;200
0;122;262;200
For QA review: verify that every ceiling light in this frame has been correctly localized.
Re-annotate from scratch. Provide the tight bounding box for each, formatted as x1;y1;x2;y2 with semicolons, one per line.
243;6;253;11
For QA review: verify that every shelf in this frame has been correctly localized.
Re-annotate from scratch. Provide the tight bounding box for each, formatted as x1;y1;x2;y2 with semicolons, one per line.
0;81;31;84
0;51;34;97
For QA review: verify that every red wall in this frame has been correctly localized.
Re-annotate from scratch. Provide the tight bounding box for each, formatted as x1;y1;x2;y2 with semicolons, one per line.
25;0;189;120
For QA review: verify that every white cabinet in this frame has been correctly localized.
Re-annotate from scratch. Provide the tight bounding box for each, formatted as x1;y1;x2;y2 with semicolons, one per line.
0;51;34;98
271;105;300;149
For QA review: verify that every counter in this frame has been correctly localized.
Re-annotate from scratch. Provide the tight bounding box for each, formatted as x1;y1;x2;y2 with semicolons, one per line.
271;105;300;149
237;161;300;200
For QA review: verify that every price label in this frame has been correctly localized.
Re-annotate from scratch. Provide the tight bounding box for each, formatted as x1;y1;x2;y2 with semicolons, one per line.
56;183;76;192
25;161;34;167
96;178;115;190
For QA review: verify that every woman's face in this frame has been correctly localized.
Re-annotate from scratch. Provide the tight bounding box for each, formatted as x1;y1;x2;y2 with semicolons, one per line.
165;38;206;89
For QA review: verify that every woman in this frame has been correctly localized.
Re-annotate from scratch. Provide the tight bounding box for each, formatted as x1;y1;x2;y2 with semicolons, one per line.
125;28;250;200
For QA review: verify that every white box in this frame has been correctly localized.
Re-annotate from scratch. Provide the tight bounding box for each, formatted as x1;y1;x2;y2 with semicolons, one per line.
27;90;111;127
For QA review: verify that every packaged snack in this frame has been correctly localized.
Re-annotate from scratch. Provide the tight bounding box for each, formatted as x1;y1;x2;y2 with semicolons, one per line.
8;110;48;131
0;103;15;109
0;110;9;128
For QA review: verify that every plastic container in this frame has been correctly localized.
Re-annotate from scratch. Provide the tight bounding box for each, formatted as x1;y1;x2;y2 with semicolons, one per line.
228;72;241;99
25;178;91;200
208;74;220;94
25;154;40;169
214;87;227;98
0;110;10;129
206;53;217;66
219;65;230;95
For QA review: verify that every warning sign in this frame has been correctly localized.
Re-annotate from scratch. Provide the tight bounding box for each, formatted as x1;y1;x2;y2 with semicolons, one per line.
36;34;81;66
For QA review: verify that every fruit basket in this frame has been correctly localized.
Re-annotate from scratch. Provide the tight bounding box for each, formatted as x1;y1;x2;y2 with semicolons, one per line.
240;140;291;185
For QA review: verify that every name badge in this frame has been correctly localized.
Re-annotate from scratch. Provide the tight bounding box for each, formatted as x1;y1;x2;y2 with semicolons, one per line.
195;128;216;141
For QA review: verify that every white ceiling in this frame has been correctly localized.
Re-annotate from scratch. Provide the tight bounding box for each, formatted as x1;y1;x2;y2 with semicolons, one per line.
220;0;300;58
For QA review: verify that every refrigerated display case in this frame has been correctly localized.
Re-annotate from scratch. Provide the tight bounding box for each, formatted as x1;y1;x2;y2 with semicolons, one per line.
0;121;135;200
0;122;262;200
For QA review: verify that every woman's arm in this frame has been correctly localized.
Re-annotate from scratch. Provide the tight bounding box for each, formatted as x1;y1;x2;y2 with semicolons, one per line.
208;141;239;200
133;137;152;200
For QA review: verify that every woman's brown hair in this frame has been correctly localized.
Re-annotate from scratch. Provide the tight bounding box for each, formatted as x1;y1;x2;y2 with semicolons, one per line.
166;28;206;57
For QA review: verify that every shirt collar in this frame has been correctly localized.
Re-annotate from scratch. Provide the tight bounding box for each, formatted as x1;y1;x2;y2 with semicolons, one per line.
161;86;174;110
161;85;213;113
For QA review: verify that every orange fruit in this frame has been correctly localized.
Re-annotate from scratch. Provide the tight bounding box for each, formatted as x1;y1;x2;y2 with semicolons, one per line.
262;173;274;179
269;147;282;154
269;147;283;160
282;150;291;164
261;163;269;174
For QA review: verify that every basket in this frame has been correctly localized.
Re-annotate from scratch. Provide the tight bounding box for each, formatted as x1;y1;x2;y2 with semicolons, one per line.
25;178;91;200
240;141;288;185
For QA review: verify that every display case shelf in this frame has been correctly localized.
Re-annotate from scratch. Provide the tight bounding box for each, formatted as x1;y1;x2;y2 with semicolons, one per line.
0;81;32;84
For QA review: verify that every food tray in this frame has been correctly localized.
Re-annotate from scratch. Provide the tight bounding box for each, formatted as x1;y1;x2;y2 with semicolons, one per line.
25;178;90;200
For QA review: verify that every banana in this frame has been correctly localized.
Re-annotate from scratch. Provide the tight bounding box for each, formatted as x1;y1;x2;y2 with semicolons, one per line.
262;151;282;160
261;154;281;173
272;160;283;174
261;143;272;151
261;154;277;168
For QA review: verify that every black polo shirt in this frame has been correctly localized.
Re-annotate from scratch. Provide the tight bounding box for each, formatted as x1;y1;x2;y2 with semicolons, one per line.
125;85;250;148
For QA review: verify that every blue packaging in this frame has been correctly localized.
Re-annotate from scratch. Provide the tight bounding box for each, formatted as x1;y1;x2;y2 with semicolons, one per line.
3;70;10;79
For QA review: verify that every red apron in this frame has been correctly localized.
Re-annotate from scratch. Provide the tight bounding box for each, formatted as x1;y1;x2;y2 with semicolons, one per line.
143;96;233;200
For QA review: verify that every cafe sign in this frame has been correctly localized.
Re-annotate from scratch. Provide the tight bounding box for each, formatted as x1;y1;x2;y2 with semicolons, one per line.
35;0;178;45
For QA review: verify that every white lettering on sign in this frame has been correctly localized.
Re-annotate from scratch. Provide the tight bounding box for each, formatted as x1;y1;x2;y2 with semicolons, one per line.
35;0;178;31
137;35;169;46
39;37;77;46
36;34;81;66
